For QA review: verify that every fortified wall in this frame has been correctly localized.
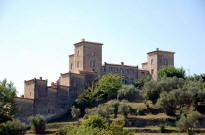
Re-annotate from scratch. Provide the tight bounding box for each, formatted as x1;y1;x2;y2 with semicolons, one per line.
15;39;175;122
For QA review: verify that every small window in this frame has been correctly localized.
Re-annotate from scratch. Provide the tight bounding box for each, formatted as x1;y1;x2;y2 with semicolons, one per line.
77;50;80;56
125;78;128;84
120;68;124;73
151;59;154;65
151;69;154;74
70;63;73;69
114;68;118;73
90;61;95;68
130;78;134;84
109;67;113;72
91;52;94;57
125;69;129;74
77;61;80;68
130;69;134;74
164;59;168;65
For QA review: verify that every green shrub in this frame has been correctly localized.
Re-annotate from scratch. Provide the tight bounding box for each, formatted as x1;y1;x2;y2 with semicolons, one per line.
95;105;110;119
71;106;81;119
109;100;120;118
28;114;46;134
176;111;200;135
119;103;130;118
117;85;139;102
81;115;108;129
0;119;27;135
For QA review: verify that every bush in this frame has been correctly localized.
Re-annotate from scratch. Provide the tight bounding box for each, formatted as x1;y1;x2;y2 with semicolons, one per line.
158;66;186;79
119;103;130;118
0;119;27;135
95;105;110;119
28;114;46;134
71;106;81;119
176;111;200;135
109;100;120;118
117;85;140;102
81;115;108;129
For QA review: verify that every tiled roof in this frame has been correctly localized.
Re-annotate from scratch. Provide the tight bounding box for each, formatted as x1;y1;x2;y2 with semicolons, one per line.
15;97;34;101
74;41;103;46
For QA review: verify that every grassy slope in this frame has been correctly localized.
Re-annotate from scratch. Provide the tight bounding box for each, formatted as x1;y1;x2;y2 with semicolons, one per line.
25;101;205;135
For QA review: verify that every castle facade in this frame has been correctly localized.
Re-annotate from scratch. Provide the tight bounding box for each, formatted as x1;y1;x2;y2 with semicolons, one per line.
15;39;175;122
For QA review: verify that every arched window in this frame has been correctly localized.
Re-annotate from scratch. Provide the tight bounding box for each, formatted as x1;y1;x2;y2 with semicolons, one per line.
90;61;95;68
151;59;154;65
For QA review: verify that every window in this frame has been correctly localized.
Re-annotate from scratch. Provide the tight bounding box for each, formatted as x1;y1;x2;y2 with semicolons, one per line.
130;69;134;74
151;59;154;65
125;78;128;84
70;63;73;69
151;69;154;74
120;68;124;73
164;59;168;65
130;78;134;84
125;69;129;74
77;50;80;56
91;52;94;57
114;68;118;73
109;67;112;72
77;61;80;68
90;61;95;68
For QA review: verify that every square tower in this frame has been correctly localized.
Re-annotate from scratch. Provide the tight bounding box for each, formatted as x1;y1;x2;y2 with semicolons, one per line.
146;48;175;80
69;39;103;77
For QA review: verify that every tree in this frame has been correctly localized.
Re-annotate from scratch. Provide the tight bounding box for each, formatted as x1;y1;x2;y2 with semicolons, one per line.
28;114;46;134
158;66;186;79
117;85;139;102
0;79;17;123
97;73;122;99
143;77;184;104
135;75;151;89
119;102;130;119
176;111;200;135
109;100;120;118
71;106;81;119
157;91;177;116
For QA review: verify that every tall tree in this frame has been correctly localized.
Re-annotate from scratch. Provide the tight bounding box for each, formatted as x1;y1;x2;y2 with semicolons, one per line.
0;79;17;123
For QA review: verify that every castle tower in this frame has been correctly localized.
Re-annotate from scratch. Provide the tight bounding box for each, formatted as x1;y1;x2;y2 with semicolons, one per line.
69;39;103;77
145;48;175;80
24;77;48;115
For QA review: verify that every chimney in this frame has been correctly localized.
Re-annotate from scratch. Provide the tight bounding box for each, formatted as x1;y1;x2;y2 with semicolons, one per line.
156;48;159;51
121;62;124;65
81;38;85;42
39;77;42;80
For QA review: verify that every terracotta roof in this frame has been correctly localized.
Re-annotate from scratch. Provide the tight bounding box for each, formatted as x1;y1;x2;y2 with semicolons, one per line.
58;85;70;88
102;63;138;68
24;78;47;84
48;85;57;89
69;54;74;57
15;97;34;101
142;62;148;65
147;50;175;55
61;72;70;76
74;41;103;46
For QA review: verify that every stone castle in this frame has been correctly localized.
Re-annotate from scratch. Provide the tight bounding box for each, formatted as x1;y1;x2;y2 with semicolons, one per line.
15;39;175;122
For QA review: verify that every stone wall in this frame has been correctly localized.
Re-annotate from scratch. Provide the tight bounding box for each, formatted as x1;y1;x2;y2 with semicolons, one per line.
15;98;34;122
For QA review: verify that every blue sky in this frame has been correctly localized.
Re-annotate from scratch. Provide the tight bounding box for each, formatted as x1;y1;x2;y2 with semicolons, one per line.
0;0;205;95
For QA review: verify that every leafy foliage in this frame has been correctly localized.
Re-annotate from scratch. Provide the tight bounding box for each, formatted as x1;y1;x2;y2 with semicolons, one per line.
117;85;140;102
176;111;200;135
56;115;133;135
95;104;111;119
0;79;17;123
143;77;184;104
109;100;120;118
119;102;130;118
0;119;27;135
158;66;186;79
74;74;122;115
71;106;81;119
135;75;151;89
28;114;46;134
